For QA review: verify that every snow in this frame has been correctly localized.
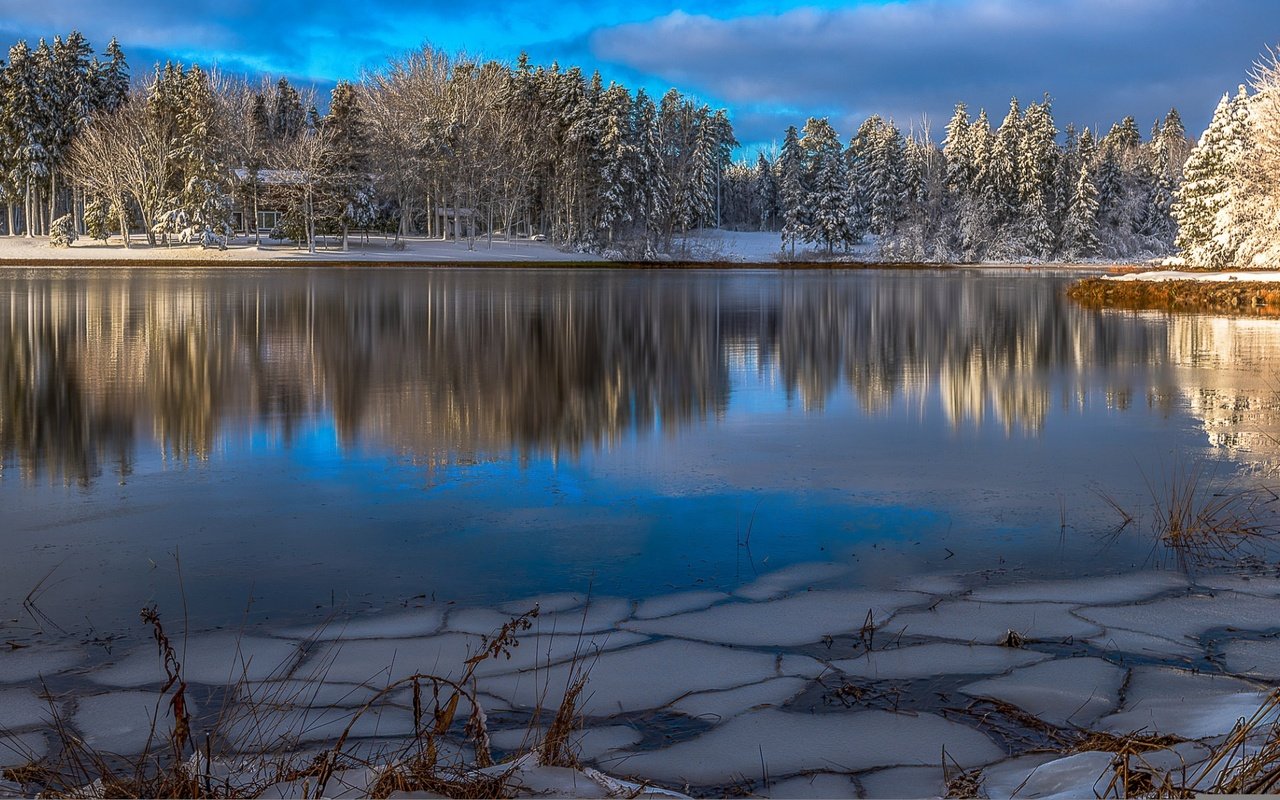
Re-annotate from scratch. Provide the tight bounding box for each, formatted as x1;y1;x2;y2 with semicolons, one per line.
632;591;729;620
498;592;598;615
0;688;55;730
1096;666;1269;739
1076;592;1280;641
965;572;1187;604
220;703;417;751
1221;638;1280;678
1195;574;1280;598
74;691;199;755
733;562;850;601
481;639;804;716
961;658;1125;727
239;679;386;708
623;590;923;647
615;709;1003;785
830;642;1050;680
1109;270;1280;283
881;600;1102;644
91;634;302;687
669;677;810;722
0;234;607;264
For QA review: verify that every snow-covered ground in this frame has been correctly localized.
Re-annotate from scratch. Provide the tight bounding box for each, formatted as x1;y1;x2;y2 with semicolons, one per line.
4;563;1279;797
1109;269;1280;282
0;234;605;263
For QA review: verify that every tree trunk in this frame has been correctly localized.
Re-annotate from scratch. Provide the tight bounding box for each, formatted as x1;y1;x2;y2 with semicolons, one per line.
342;222;349;252
48;171;57;235
24;180;33;237
307;189;316;254
253;188;261;247
118;203;131;248
6;204;13;237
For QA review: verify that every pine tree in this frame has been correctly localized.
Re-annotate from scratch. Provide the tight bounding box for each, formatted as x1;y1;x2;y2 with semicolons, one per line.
755;151;778;231
324;81;373;250
798;117;851;252
778;125;806;257
942;103;973;194
1062;164;1099;259
94;37;129;112
596;83;636;243
1174;89;1250;266
271;77;305;142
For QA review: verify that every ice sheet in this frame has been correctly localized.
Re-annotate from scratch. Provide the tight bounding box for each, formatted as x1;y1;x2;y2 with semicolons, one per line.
961;658;1125;727
829;643;1050;680
883;601;1102;644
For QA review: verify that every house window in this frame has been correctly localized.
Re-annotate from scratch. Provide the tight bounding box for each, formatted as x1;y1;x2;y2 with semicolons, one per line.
257;211;280;230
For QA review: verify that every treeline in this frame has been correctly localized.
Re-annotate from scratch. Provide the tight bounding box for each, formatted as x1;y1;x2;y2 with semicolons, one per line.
718;99;1191;262
0;33;737;254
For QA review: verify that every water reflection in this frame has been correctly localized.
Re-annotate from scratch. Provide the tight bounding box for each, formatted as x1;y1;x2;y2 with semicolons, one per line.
4;268;1267;484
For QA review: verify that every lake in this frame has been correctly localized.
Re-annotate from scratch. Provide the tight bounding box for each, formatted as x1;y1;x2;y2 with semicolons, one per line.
2;266;1275;639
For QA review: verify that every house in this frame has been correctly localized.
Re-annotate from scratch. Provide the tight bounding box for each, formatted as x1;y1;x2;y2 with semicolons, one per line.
231;168;303;235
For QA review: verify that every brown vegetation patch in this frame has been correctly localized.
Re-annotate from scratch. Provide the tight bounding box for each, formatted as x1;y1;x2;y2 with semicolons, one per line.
1067;277;1280;316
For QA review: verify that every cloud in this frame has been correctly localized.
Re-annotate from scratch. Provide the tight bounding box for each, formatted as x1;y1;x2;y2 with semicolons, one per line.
590;0;1280;139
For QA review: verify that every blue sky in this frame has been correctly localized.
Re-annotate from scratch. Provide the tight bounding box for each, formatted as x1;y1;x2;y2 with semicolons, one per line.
2;0;1278;152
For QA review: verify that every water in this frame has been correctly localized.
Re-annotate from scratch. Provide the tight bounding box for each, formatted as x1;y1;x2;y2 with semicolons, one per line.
1;266;1277;639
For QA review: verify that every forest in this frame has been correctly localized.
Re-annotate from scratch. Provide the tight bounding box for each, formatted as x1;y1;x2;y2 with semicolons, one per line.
0;31;1275;264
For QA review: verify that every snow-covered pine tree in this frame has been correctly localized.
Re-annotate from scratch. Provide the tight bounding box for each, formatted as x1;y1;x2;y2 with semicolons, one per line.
631;88;668;252
755;151;779;231
799;117;852;253
596;83;637;244
324;80;373;251
1061;163;1100;259
271;77;305;142
93;37;129;112
4;41;49;236
942;103;974;195
778;125;806;257
1173;89;1250;266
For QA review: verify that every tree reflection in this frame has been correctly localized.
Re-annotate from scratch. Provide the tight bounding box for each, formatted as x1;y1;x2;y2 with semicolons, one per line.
0;269;1247;484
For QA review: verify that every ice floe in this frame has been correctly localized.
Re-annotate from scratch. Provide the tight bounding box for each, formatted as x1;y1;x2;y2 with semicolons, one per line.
1077;592;1280;641
0;730;46;770
1096;666;1269;739
882;601;1102;644
1220;637;1280;679
0;688;55;730
274;607;446;641
91;634;302;688
829;643;1050;680
759;772;863;798
1195;574;1280;598
855;766;942;799
481;640;802;716
615;709;1003;786
305;630;647;686
669;677;810;722
0;645;85;683
1085;627;1203;660
488;724;643;764
733;562;850;601
633;591;729;620
448;598;631;636
967;572;1187;605
624;590;922;647
961;658;1125;727
980;751;1114;800
74;691;199;755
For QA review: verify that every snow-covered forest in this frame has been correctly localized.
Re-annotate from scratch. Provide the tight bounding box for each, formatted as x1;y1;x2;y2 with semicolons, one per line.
718;102;1191;262
0;30;1277;264
0;34;735;256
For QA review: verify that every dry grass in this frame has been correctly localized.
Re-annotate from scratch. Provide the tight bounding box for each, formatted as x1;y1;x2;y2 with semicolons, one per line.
1097;459;1279;569
1067;277;1280;317
0;602;616;799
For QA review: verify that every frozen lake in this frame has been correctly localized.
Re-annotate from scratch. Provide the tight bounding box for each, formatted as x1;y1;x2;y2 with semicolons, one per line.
1;266;1277;635
6;266;1280;793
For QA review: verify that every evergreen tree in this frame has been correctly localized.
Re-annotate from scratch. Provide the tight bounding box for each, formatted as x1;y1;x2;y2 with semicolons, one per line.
271;77;305;141
94;36;129;112
1173;89;1250;266
1061;164;1100;259
324;81;373;250
755;151;778;231
778;125;806;257
799;117;852;252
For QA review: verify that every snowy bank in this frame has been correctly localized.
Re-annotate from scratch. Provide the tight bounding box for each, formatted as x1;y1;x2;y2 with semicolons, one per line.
0;234;606;265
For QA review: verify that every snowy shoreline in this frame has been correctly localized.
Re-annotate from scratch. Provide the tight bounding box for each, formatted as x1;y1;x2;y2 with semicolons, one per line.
4;562;1280;798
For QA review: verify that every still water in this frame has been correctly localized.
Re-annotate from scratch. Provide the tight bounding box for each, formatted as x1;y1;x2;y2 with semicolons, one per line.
0;267;1276;638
